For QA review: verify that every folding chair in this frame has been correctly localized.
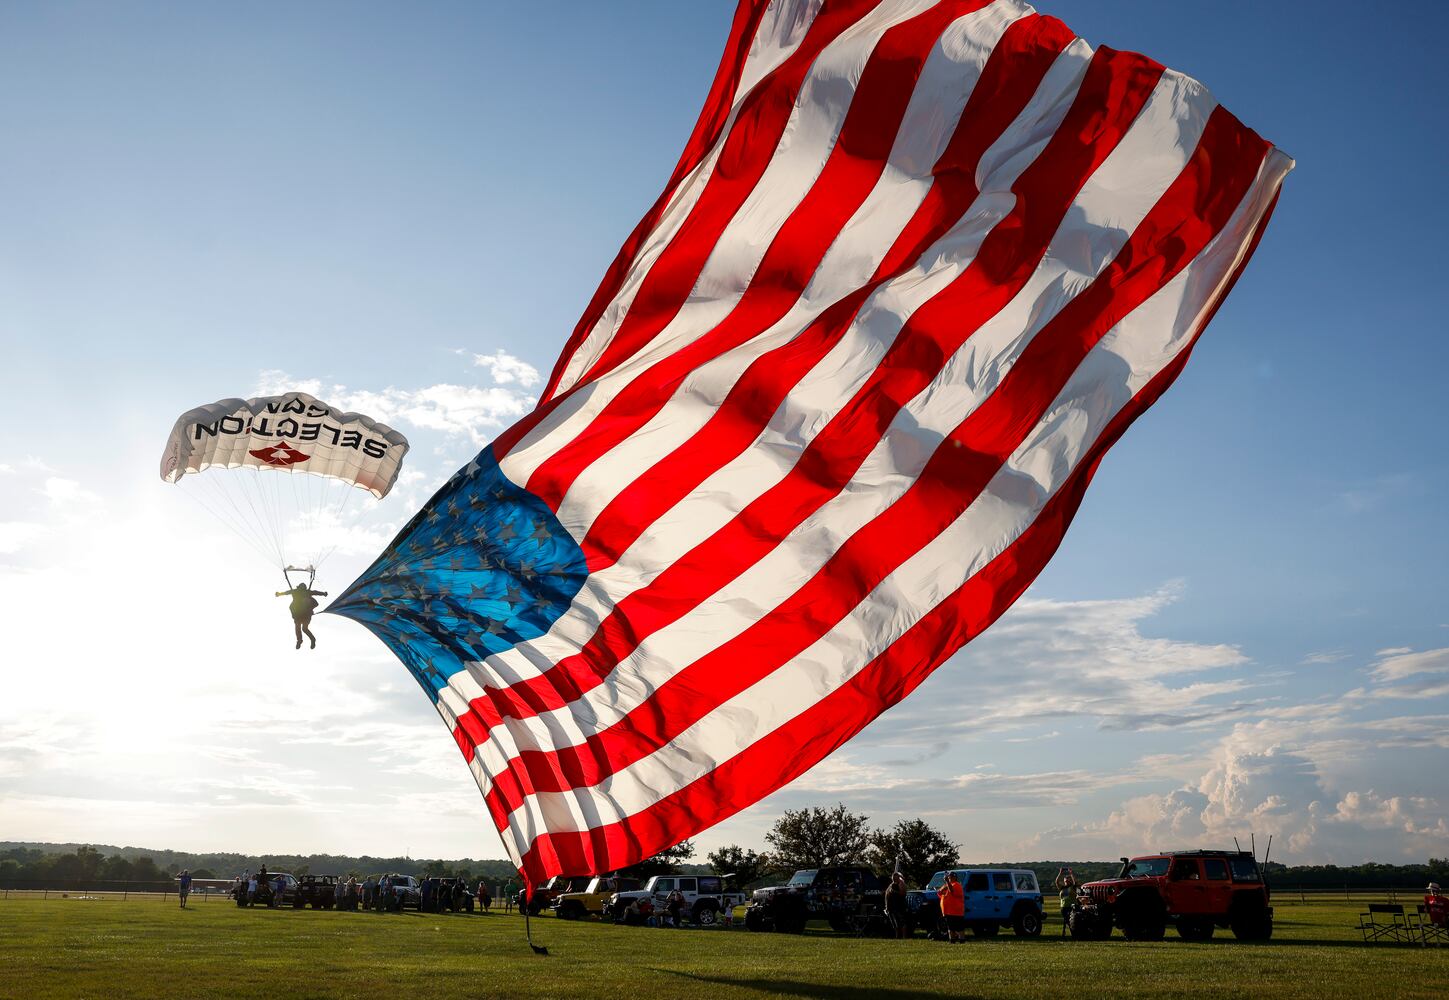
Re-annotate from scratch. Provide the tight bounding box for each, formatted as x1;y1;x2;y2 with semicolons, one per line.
1418;905;1448;946
1358;903;1409;943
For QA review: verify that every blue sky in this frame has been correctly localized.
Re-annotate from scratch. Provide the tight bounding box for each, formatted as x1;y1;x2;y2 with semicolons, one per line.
1;1;1446;865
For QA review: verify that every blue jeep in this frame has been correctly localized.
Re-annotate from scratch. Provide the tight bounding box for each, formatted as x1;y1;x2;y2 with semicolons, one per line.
910;868;1045;937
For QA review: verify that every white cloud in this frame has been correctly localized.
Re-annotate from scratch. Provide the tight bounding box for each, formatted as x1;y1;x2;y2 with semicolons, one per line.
254;360;538;445
39;477;101;507
472;350;541;388
848;585;1250;748
1366;647;1449;700
0;521;44;554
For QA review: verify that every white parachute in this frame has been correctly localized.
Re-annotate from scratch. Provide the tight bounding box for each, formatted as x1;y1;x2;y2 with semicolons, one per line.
160;392;409;572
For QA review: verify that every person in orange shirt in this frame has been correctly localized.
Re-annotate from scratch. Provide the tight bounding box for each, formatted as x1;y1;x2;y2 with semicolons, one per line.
938;871;967;944
1426;883;1448;927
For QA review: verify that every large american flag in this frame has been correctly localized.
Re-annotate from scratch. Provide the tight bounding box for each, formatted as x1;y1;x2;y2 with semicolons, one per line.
333;0;1292;886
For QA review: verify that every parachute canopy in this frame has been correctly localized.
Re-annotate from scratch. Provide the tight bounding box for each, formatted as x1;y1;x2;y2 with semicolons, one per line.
160;392;409;498
161;392;409;570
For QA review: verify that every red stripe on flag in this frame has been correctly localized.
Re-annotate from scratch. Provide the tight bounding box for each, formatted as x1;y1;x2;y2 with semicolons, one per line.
579;13;1075;570
480;108;1270;814
526;0;995;510
505;184;1284;881
496;0;885;458
537;0;773;406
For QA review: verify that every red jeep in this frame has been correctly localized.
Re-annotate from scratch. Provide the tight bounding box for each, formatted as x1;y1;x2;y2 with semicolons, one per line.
1071;851;1272;941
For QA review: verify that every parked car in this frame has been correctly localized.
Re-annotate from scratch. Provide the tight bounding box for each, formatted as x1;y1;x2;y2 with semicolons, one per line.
1071;851;1272;941
744;867;885;934
553;876;642;920
235;872;298;908
910;868;1044;937
293;875;338;910
609;874;746;926
518;875;590;916
374;874;422;911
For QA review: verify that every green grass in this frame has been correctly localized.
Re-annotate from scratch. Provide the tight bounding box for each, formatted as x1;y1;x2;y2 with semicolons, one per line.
1;896;1445;999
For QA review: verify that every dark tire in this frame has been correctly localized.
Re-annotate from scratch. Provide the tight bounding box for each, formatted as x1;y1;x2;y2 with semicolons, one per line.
1118;898;1164;939
693;901;720;926
1231;910;1273;941
293;896;305;909
971;922;1000;938
1012;907;1043;937
1067;909;1094;939
828;916;851;933
1177;919;1214;941
744;906;767;932
557;901;584;921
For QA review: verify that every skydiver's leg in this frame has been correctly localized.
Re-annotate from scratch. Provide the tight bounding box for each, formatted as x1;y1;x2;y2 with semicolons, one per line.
299;615;316;649
294;618;304;648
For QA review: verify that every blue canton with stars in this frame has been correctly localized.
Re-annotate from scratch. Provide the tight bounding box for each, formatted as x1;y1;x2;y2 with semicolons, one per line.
328;449;588;703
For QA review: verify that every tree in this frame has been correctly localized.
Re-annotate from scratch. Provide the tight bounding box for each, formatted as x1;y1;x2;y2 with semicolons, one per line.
765;804;871;871
706;845;774;888
620;840;696;879
867;818;959;886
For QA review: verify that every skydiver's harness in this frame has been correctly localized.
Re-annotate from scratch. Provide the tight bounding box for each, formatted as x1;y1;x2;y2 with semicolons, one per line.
283;564;316;590
282;565;319;618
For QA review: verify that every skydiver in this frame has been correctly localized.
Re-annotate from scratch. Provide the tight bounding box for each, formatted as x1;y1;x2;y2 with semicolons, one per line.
275;581;327;649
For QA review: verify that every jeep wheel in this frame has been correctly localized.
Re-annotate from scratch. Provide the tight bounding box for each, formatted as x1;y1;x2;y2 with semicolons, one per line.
557;901;583;920
744;906;767;932
1177;918;1214;941
1120;910;1166;941
293;896;305;909
1231;911;1273;941
971;922;1000;938
694;901;720;926
1067;909;1096;939
1012;908;1043;937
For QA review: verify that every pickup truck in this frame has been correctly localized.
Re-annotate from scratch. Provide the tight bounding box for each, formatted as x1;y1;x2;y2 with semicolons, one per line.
608;874;746;926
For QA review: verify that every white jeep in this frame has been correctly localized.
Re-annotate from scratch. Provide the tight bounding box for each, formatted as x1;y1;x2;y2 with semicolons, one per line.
608;874;745;926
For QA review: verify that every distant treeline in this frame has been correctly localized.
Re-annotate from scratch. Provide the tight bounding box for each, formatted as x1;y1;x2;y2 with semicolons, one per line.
0;841;709;886
4;841;1446;892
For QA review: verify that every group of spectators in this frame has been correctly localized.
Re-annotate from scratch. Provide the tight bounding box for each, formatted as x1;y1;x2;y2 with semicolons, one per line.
231;866;289;908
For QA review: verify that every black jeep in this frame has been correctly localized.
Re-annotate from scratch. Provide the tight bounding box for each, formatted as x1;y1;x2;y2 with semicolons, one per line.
744;866;885;934
294;875;338;910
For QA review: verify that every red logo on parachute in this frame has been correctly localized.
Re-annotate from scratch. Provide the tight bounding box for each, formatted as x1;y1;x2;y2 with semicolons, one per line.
249;443;311;467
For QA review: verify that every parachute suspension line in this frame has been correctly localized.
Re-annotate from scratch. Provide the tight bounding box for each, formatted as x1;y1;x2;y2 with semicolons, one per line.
206;471;279;567
241;467;286;569
313;482;350;570
176;482;279;567
264;469;289;568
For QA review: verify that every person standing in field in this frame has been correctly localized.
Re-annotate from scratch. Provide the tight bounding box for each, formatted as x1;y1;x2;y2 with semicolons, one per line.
177;869;192;908
246;872;257;906
939;871;966;944
884;872;908;938
503;877;518;913
1054;867;1079;924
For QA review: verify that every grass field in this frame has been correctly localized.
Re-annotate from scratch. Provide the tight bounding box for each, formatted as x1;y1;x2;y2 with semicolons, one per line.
1;895;1445;999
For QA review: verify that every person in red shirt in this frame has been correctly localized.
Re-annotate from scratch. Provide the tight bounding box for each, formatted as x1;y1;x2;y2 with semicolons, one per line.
938;871;967;944
1426;883;1448;927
